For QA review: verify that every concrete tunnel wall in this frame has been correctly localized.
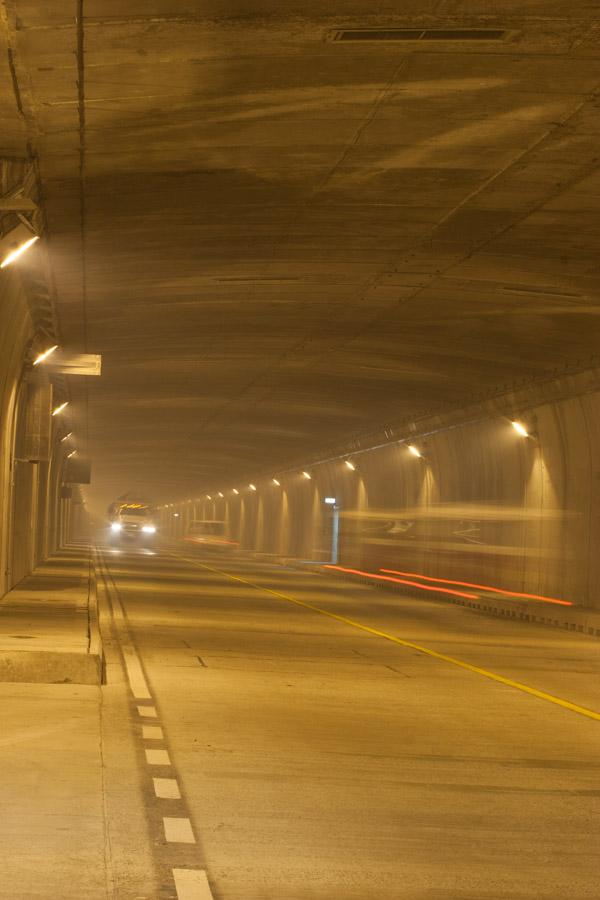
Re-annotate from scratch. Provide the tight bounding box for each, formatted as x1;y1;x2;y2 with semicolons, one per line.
0;267;79;600
164;371;600;610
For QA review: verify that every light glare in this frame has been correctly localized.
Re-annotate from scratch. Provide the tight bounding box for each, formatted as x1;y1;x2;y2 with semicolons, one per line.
511;420;529;437
0;235;40;269
324;497;336;505
33;344;58;366
60;432;73;442
249;484;257;491
110;522;122;533
302;471;311;479
345;460;356;470
142;525;156;534
407;445;422;458
272;478;280;486
52;401;68;416
232;489;239;495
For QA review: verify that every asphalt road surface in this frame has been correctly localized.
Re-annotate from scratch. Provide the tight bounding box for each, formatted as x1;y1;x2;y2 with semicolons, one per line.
96;543;600;900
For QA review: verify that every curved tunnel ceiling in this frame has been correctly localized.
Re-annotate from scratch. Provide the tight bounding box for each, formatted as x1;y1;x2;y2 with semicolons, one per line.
2;2;600;507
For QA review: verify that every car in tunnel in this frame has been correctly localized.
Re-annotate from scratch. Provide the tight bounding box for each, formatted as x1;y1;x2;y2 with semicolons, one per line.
184;519;237;552
108;503;158;545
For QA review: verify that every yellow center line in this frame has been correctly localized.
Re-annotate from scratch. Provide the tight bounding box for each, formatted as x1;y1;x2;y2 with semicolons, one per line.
170;552;600;723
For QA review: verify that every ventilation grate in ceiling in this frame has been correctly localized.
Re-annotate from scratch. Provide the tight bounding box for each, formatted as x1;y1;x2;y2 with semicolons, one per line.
332;28;506;42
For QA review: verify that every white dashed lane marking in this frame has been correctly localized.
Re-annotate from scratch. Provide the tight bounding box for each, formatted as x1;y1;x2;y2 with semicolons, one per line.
153;777;181;799
145;748;171;766
97;549;215;900
173;868;214;899
142;725;164;740
164;817;196;844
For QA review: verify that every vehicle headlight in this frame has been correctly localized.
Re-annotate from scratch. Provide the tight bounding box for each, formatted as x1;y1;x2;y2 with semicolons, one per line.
142;525;156;534
111;522;122;532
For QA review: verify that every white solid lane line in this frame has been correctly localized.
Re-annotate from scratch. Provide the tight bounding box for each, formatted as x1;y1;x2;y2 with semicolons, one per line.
122;647;152;700
145;748;171;765
173;868;215;900
137;705;157;717
153;777;181;799
164;817;196;844
142;725;164;740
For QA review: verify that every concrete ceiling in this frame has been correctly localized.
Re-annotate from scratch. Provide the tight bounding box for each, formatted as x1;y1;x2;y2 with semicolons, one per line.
2;2;600;506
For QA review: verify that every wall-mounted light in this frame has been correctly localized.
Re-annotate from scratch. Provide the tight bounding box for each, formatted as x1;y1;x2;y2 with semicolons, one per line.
272;478;280;486
33;345;58;366
232;489;239;495
344;460;356;471
407;444;422;458
302;471;311;480
511;420;529;438
52;401;69;416
249;484;257;491
324;497;337;505
0;224;40;269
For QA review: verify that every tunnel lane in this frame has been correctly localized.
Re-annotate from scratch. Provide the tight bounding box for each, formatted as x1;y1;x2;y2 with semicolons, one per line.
98;544;600;900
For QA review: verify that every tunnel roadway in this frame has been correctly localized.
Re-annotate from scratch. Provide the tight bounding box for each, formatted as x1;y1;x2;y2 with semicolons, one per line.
96;544;600;900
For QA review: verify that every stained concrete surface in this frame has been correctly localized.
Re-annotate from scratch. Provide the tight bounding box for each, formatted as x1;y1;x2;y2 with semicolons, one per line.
99;545;600;900
0;550;102;684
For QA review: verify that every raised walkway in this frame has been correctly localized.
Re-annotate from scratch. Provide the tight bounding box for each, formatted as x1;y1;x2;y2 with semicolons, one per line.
0;547;103;684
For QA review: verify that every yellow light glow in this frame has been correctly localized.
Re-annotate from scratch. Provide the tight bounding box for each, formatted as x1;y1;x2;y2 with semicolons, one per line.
249;484;257;491
232;489;239;495
302;471;311;479
345;460;356;470
218;492;224;498
272;478;280;486
52;401;68;416
33;344;58;366
206;494;212;500
67;450;76;458
511;420;529;437
0;235;40;269
407;445;422;458
60;431;73;442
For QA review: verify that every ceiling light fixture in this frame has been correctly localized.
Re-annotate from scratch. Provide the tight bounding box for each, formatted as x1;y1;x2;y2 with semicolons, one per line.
272;478;280;486
33;344;59;366
249;484;257;491
407;444;422;458
232;489;239;495
511;420;529;438
218;492;224;498
0;225;40;269
60;432;73;442
52;401;68;416
302;471;311;480
345;460;356;470
67;450;76;458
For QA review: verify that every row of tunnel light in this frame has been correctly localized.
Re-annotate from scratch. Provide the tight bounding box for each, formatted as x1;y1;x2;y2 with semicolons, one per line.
170;419;532;507
31;344;78;458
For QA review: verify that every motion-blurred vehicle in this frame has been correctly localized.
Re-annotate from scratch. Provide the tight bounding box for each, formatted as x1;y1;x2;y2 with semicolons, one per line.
184;519;237;551
108;501;158;545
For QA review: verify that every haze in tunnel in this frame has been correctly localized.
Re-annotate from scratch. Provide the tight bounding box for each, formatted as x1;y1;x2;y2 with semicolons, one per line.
1;2;600;899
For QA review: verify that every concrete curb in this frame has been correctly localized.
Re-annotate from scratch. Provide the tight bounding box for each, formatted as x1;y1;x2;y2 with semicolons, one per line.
0;549;105;685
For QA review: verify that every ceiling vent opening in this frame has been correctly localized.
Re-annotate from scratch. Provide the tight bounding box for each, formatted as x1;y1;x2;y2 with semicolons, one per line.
332;28;506;42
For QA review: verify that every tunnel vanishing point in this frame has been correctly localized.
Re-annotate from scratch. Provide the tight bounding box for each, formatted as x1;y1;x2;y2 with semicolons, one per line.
1;4;600;900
